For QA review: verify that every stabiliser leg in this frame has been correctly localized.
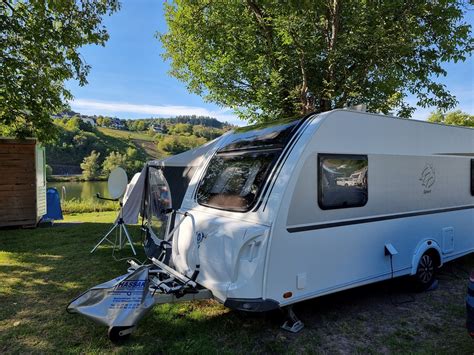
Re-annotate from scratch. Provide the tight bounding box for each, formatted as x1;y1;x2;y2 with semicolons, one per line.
90;218;136;255
120;219;136;255
91;196;136;255
281;306;304;333
90;223;118;253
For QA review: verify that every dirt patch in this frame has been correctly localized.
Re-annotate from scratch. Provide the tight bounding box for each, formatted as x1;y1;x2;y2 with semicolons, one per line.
245;257;474;353
132;139;161;160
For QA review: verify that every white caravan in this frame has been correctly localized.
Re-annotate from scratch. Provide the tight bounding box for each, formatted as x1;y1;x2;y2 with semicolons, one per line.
171;109;473;309
69;109;474;339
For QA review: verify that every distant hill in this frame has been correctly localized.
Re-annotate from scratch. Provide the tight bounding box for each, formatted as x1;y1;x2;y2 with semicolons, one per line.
46;113;232;176
151;116;227;129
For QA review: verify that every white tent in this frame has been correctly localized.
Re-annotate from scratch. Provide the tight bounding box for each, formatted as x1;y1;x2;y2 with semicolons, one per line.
120;137;223;224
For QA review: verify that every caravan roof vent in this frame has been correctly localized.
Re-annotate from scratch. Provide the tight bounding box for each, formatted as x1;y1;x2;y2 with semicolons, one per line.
348;104;367;112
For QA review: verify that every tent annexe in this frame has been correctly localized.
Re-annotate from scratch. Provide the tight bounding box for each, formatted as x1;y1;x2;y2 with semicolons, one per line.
120;136;224;225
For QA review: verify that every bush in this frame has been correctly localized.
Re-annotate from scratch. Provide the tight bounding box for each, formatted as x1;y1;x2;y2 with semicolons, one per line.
80;150;101;180
157;135;206;155
61;198;119;214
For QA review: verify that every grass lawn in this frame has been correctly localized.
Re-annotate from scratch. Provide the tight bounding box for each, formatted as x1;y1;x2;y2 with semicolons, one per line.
97;127;155;142
97;127;162;160
1;212;473;353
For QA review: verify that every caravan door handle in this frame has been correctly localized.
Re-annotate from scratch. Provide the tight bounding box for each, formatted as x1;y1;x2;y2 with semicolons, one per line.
248;240;261;262
248;241;256;262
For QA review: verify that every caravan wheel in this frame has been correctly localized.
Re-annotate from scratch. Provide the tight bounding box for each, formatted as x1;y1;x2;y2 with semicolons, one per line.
413;252;436;291
108;326;132;343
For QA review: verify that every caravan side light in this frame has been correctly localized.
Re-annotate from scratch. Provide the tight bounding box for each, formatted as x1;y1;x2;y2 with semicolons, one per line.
283;292;293;299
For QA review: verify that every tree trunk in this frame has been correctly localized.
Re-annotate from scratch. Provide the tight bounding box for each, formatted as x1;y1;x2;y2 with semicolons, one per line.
246;0;276;65
299;49;316;114
321;0;340;112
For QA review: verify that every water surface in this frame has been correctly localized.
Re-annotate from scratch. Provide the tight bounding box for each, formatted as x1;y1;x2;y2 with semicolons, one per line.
48;181;109;203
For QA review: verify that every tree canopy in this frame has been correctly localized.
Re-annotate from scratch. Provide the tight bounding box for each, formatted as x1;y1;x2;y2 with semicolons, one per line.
161;0;473;122
427;110;473;127
0;0;119;142
80;150;101;180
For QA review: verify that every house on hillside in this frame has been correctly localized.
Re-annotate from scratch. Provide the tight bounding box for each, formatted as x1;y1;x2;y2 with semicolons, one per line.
52;110;79;120
79;115;96;127
151;124;167;133
111;118;126;130
52;111;96;127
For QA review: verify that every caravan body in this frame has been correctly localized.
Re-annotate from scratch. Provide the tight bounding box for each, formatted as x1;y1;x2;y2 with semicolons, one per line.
162;109;474;310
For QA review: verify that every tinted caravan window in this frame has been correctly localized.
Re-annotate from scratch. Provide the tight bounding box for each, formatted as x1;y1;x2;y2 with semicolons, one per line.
197;119;302;212
197;150;278;211
318;154;368;209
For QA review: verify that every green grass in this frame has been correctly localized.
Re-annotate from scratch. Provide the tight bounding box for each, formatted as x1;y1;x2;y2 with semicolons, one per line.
1;213;474;353
98;127;154;142
63;211;119;223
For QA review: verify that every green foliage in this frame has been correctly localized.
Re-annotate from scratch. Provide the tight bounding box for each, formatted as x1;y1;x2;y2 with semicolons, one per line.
127;119;148;131
101;147;145;177
164;115;229;128
136;115;232;129
61;116;94;132
192;125;222;140
65;118;81;132
427;110;473;127
0;0;119;142
125;147;144;174
80;150;101;181
47;116;227;175
47;121;148;175
45;164;53;178
96;116;112;127
101;151;127;176
169;123;193;135
161;1;473;121
157;135;206;155
61;198;119;214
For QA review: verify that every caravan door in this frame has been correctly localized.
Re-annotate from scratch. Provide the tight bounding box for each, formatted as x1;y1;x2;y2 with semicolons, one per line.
144;167;173;258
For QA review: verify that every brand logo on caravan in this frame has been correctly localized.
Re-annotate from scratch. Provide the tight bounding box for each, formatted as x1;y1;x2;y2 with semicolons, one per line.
196;231;206;248
419;164;436;193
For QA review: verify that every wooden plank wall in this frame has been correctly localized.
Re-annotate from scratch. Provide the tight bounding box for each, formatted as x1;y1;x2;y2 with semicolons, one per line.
0;139;37;227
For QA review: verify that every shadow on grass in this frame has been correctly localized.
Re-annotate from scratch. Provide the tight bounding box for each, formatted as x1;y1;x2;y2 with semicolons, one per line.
0;222;473;353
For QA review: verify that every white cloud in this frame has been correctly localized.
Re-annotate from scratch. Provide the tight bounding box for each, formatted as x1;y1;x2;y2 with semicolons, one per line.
69;98;244;125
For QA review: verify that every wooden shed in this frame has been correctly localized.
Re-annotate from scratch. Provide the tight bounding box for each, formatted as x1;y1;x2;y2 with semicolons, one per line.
0;138;47;228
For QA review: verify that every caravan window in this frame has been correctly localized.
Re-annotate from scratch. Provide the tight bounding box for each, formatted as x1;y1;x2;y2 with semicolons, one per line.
197;150;278;212
197;118;304;212
318;154;368;210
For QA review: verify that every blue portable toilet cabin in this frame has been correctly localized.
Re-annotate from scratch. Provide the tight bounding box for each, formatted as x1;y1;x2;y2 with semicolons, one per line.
43;187;63;223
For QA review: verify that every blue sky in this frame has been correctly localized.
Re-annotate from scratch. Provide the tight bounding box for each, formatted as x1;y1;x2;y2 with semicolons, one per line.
68;1;473;125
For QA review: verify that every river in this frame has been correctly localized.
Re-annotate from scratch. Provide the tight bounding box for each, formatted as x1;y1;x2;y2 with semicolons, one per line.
48;181;109;203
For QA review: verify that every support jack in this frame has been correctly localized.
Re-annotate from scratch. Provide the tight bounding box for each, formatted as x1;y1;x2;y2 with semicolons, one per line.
281;306;304;333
